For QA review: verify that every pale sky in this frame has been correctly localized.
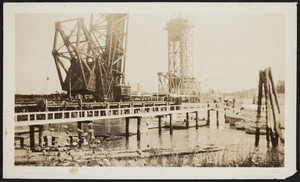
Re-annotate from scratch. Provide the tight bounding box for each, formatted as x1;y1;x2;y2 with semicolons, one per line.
15;13;285;94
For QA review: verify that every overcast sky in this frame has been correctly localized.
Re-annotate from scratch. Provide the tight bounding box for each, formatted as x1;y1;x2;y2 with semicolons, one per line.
15;12;285;94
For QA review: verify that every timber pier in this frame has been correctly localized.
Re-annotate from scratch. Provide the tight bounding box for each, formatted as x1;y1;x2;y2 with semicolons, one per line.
15;102;235;151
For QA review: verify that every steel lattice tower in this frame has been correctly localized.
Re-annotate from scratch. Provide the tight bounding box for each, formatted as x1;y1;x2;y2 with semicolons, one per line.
52;14;129;101
158;16;199;95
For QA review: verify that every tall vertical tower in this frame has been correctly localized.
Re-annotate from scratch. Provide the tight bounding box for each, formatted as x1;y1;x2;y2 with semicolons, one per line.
89;14;129;101
158;16;199;95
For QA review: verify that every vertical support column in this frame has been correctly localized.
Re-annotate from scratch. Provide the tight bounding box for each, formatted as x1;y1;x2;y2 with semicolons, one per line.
195;111;199;129
268;68;280;113
125;117;130;139
51;136;56;146
105;102;110;116
77;121;83;139
169;114;173;135
158;116;162;134
130;102;134;114
269;86;278;147
29;125;35;151
20;137;25;148
38;125;43;147
117;103;121;115
206;109;210;126
255;70;263;147
264;69;270;148
216;110;219;127
255;127;261;147
137;117;141;140
79;98;83;110
69;136;73;147
186;113;189;129
88;121;94;142
45;99;48;111
142;102;145;113
43;136;48;147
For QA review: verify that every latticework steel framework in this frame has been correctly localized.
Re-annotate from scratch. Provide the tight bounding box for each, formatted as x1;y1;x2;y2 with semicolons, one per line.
52;14;129;101
158;17;200;95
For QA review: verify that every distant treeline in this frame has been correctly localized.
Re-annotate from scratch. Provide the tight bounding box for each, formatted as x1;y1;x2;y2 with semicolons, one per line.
276;80;285;94
223;88;257;97
219;80;284;97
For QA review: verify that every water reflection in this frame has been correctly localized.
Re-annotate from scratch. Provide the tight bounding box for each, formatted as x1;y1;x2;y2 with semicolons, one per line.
17;111;267;152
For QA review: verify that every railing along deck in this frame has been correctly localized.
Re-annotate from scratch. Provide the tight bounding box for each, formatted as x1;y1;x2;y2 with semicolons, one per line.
15;103;225;126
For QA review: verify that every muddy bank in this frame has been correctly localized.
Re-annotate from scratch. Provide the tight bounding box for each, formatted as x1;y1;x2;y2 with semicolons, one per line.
15;143;284;167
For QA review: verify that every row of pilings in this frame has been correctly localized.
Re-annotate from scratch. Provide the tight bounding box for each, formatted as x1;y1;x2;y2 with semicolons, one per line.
19;108;224;151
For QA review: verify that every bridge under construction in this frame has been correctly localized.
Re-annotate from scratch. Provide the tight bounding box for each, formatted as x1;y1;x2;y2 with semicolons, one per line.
14;13;283;153
15;13;205;151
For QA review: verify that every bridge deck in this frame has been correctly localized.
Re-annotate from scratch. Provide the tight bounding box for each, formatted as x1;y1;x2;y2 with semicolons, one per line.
15;103;224;126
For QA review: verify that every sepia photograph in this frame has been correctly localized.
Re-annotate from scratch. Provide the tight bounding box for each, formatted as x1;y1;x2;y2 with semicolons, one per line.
3;3;297;179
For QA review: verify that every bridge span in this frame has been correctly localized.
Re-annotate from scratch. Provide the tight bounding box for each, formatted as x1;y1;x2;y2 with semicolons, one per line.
15;103;233;151
15;103;228;127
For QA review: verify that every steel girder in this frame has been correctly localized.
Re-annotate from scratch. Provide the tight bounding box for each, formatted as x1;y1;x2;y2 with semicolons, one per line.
52;14;129;101
89;14;129;101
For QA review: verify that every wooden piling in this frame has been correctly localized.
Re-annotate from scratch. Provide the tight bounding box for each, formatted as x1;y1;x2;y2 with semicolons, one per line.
69;136;73;146
269;127;276;148
216;110;219;127
137;140;141;149
137;117;141;140
195;111;199;129
255;71;263;147
51;136;56;146
206;109;210;126
29;125;35;151
43;136;48;147
255;128;260;146
77;121;83;139
38;125;43;147
263;69;271;148
186;113;189;129
125;117;130;139
268;68;280;113
20;137;25;148
169;114;173;135
158;116;162;134
269;85;278;147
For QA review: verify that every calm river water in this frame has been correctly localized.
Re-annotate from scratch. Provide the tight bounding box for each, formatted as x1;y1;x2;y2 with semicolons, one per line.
18;110;267;151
